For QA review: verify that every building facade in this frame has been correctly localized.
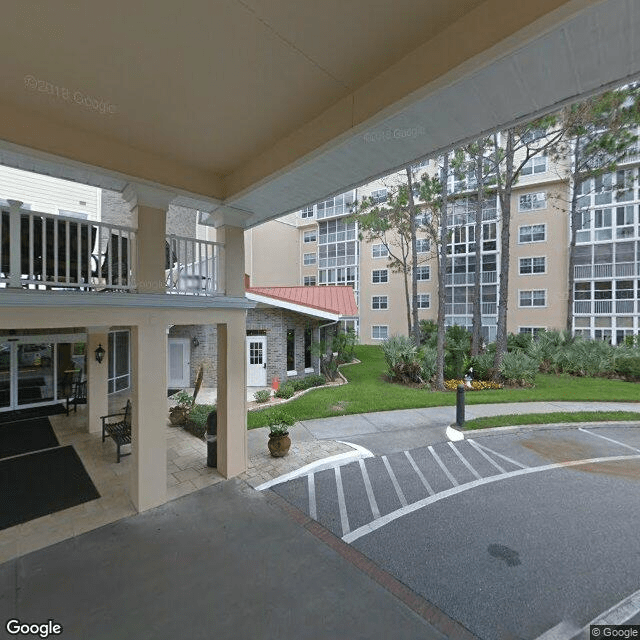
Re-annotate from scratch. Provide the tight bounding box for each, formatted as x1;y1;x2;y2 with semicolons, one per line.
246;143;640;346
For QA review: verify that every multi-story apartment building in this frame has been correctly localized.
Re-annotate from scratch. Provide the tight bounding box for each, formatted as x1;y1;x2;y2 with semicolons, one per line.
246;142;640;346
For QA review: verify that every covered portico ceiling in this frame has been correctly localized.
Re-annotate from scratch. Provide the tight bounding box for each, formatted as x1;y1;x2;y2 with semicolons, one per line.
0;0;637;227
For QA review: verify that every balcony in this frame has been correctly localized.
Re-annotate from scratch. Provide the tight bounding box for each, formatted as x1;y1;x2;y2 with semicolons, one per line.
574;262;639;279
444;271;498;285
444;302;497;316
0;204;223;297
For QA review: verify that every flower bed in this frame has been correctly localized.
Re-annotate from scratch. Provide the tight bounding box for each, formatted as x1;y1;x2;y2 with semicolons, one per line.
444;379;503;391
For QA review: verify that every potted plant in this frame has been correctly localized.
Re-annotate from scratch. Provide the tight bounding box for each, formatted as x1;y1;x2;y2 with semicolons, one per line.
169;391;193;426
266;409;296;457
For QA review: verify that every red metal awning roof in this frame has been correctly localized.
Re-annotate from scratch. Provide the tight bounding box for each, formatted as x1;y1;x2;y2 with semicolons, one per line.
246;285;358;318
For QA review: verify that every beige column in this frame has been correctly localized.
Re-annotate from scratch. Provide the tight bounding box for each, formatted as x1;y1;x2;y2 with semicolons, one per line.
130;320;168;511
86;328;109;434
123;183;173;294
220;225;246;297
216;316;247;477
136;205;166;293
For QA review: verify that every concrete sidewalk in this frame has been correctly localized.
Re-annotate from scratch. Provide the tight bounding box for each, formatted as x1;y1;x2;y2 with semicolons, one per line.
280;401;640;455
0;479;450;640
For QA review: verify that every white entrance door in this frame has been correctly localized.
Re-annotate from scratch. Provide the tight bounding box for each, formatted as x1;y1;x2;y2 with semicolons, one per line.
246;336;267;387
168;338;190;388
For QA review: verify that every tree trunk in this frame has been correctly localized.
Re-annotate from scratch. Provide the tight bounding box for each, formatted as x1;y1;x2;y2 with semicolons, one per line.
403;266;412;337
435;154;449;391
493;130;514;378
566;137;581;334
471;152;484;355
406;167;421;344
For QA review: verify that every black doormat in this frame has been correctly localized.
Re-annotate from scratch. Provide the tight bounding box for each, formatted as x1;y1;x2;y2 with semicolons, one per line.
0;403;67;425
0;446;100;530
0;417;60;460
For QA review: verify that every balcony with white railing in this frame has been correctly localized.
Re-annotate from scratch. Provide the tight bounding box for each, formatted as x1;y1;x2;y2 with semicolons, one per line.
574;262;639;279
165;235;223;296
0;203;224;298
445;271;498;286
0;203;137;292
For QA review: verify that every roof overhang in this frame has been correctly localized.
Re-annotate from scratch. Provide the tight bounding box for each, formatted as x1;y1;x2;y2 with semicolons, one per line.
246;292;341;321
0;1;636;226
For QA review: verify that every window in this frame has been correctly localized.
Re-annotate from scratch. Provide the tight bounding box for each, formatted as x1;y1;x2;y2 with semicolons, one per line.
416;238;430;253
417;294;430;309
304;327;313;370
303;276;316;286
519;256;546;275
372;295;388;310
370;188;388;204
521;155;547;176
372;244;389;259
303;230;316;243
316;192;355;219
372;325;388;340
415;266;430;281
519;327;545;336
519;224;546;243
300;206;314;219
519;290;546;307
286;329;295;372
303;252;316;266
372;269;388;284
108;330;130;394
519;192;547;211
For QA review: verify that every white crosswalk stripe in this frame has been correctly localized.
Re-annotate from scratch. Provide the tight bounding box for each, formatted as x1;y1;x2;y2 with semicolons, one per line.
404;450;435;496
358;458;381;519
467;439;507;473
428;445;459;486
334;466;350;536
448;442;482;480
578;427;640;453
307;473;317;520
382;455;408;507
470;439;528;469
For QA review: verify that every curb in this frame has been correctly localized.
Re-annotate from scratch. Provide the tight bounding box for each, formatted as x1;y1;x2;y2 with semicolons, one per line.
447;419;640;440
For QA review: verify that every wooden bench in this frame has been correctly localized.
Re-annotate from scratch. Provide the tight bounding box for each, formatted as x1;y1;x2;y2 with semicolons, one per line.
101;400;132;463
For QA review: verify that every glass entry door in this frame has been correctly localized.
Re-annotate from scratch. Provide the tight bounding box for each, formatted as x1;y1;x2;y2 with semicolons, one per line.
0;336;86;411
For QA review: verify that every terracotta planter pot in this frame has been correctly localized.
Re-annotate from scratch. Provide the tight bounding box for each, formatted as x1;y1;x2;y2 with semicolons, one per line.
268;433;291;457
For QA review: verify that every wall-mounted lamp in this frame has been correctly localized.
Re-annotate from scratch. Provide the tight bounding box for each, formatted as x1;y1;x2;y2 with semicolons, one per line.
192;337;200;348
95;343;106;364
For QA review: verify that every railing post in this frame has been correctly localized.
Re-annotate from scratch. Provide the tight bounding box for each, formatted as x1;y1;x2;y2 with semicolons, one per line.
7;200;22;288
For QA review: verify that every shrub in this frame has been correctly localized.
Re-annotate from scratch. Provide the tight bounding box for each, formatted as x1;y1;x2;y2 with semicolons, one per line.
172;391;194;409
419;320;438;347
274;382;295;399
615;356;640;381
551;339;615;377
381;335;422;383
499;351;538;385
253;389;271;403
184;403;215;439
305;374;327;387
420;346;437;382
507;332;532;352
470;352;497;381
444;325;471;380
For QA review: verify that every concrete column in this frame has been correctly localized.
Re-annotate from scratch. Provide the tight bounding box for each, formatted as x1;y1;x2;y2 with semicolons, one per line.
86;328;109;434
216;316;247;477
219;225;245;297
136;205;166;293
123;183;173;294
130;320;168;511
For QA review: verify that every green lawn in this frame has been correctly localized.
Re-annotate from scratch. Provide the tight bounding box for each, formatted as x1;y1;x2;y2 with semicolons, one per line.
465;411;640;430
247;344;640;429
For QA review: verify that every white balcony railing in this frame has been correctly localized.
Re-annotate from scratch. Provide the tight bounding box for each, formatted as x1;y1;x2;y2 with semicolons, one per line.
445;271;498;286
0;203;136;291
574;262;638;279
166;235;223;296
